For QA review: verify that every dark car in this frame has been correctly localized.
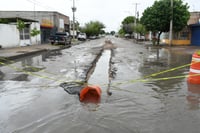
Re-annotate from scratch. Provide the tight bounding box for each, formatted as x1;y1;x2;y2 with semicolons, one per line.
49;32;71;45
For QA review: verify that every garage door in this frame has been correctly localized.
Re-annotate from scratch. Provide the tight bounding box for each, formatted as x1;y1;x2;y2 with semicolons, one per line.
191;25;200;46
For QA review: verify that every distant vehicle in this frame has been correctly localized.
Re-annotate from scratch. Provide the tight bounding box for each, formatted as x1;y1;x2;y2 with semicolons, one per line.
139;36;145;41
124;33;131;38
49;32;71;45
77;33;87;41
89;35;97;40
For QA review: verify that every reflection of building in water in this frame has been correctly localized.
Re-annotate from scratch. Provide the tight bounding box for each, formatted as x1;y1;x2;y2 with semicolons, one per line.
0;70;5;80
187;83;200;110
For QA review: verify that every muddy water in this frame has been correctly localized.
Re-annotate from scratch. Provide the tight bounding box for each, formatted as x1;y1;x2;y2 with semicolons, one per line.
0;38;200;133
88;50;110;85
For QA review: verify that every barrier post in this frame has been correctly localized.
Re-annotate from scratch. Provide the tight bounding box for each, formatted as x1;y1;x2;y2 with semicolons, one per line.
188;51;200;84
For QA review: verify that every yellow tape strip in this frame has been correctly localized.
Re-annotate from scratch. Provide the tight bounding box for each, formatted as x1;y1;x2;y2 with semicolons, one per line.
1;57;199;87
0;61;84;84
0;57;61;77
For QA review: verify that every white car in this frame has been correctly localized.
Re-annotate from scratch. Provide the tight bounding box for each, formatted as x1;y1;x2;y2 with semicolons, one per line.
78;33;87;41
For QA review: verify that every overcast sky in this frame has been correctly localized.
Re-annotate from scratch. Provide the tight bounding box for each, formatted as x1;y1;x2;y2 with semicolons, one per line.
0;0;199;31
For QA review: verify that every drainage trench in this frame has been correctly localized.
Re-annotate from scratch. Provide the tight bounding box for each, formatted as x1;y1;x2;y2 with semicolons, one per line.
86;40;116;96
60;40;115;97
88;49;111;86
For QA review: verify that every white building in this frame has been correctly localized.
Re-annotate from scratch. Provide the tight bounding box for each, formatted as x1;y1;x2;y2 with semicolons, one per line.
0;11;70;44
0;17;41;48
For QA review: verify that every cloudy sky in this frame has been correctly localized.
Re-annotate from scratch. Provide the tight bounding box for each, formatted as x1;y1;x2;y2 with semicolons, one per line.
0;0;199;31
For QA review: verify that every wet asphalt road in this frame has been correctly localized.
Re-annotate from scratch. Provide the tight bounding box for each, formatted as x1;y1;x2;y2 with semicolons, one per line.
0;36;200;133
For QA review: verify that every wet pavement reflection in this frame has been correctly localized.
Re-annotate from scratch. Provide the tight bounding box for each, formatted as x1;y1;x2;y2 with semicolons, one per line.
0;37;200;133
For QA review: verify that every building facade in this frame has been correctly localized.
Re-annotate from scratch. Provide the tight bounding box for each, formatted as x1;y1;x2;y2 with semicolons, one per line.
188;12;200;46
0;11;70;43
162;12;200;46
0;17;40;48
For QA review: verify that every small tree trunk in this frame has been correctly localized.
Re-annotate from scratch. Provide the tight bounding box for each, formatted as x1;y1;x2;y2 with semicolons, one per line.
157;31;162;45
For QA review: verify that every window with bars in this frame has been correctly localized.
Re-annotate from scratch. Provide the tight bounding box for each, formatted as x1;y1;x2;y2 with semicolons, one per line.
19;24;30;40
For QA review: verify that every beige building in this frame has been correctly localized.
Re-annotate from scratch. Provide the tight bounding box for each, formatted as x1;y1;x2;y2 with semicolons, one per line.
162;12;200;46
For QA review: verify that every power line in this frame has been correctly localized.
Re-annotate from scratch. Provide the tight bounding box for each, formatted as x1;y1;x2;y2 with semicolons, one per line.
26;0;57;11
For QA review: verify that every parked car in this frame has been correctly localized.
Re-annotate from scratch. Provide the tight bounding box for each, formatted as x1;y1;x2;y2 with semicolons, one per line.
89;35;97;40
77;33;87;41
49;32;71;45
124;33;131;39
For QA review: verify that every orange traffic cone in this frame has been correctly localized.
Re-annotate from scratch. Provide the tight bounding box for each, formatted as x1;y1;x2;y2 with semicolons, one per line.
79;85;102;103
188;52;200;84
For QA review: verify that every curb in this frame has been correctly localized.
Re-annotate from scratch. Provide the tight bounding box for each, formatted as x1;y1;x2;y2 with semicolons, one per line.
0;42;80;62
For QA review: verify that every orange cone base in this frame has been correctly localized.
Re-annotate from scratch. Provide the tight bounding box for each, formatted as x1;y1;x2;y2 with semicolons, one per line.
79;85;102;103
187;76;200;84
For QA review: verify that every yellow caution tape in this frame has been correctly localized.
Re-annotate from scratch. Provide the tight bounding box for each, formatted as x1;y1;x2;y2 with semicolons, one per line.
0;57;61;77
1;56;199;87
143;63;191;78
0;61;84;84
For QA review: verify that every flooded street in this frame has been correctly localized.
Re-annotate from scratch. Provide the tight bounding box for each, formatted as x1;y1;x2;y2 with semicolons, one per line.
0;37;200;133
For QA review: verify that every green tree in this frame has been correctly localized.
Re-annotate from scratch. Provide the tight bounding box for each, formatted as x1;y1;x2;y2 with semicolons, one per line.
122;16;135;25
80;21;105;37
110;31;115;35
30;27;40;37
121;16;136;34
16;19;25;31
135;23;146;36
140;0;190;45
118;28;125;36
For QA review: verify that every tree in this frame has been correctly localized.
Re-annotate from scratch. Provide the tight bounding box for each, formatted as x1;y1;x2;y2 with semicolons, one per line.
135;23;147;36
122;16;136;25
30;27;40;37
80;21;105;37
140;0;190;45
110;31;115;35
121;16;136;34
118;28;125;36
16;19;25;31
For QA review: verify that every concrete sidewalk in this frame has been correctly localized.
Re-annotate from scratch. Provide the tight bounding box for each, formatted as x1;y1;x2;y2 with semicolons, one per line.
0;44;65;60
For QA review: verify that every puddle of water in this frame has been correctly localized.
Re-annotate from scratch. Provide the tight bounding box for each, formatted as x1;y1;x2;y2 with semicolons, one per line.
88;50;111;86
0;50;62;81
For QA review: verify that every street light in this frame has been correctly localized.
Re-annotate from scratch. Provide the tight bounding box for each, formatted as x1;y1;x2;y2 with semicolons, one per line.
72;0;77;40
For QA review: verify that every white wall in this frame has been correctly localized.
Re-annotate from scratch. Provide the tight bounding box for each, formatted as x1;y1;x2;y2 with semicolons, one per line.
0;22;41;48
30;22;41;45
0;24;19;48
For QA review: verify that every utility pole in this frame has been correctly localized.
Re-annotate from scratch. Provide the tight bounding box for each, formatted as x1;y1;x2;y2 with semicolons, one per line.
133;3;139;26
72;0;77;40
133;3;139;40
169;0;173;46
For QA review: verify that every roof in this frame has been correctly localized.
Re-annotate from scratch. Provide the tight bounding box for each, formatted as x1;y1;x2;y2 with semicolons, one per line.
0;17;38;23
190;23;200;27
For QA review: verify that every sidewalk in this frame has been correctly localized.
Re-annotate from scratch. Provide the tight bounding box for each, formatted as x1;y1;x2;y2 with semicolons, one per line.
0;44;64;60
